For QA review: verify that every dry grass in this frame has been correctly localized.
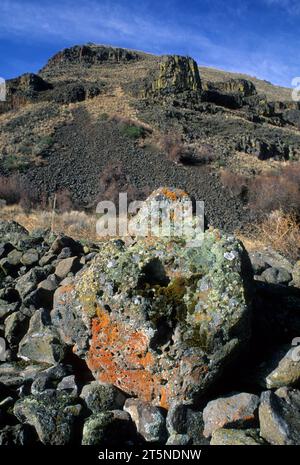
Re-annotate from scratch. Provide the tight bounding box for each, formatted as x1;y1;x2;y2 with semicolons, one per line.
0;205;99;242
239;210;300;261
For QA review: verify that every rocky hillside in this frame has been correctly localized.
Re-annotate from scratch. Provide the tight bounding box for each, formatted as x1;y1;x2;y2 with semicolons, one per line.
0;189;300;445
1;44;300;232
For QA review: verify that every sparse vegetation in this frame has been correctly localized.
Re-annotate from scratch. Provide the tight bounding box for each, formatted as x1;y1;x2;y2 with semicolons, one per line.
251;210;300;261
110;115;147;139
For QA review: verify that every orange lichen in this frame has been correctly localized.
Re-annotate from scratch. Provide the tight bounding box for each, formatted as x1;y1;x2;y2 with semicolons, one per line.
87;307;170;405
161;188;188;201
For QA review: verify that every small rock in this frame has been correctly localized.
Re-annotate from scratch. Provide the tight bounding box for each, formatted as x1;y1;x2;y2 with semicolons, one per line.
203;392;260;437
82;410;135;446
31;364;73;395
57;247;72;259
249;251;270;274
14;391;81;445
0;424;36;445
51;236;83;255
0;300;19;321
124;398;167;443
18;309;67;365
57;375;78;396
260;267;292;285
21;249;39;266
39;253;56;267
15;267;47;298
259;390;300;445
80;381;126;412
0;362;46;387
6;249;22;266
210;428;264;445
257;344;300;389
4;311;28;349
55;257;81;279
166;433;191;445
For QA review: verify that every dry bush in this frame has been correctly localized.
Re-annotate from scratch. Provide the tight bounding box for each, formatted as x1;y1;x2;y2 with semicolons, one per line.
96;163;149;208
160;134;196;165
0;205;98;241
0;175;21;204
55;188;74;213
249;165;300;215
195;143;215;164
0;174;42;211
252;210;300;261
220;169;249;197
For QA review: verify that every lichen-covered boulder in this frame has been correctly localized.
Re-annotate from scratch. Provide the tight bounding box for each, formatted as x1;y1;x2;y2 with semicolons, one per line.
144;55;202;96
52;224;252;408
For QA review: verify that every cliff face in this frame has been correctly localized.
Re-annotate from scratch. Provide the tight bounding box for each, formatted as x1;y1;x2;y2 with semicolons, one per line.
145;55;202;95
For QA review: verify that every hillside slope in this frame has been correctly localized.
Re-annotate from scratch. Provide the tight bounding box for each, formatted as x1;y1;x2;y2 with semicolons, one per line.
0;44;300;231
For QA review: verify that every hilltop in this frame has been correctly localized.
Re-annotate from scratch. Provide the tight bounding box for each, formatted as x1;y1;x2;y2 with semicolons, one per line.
0;44;300;232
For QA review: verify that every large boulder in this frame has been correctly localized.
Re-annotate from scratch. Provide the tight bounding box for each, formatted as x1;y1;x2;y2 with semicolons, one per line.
52;190;252;408
144;55;202;96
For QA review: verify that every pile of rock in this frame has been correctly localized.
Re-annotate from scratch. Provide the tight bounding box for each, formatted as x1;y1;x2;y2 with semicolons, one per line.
0;189;300;445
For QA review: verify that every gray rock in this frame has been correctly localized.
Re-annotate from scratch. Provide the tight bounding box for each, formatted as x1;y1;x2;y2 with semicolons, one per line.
260;267;292;285
0;221;29;245
82;409;135;446
31;364;73;395
18;309;67;365
80;381;126;413
256;344;300;389
166;433;191;445
39;253;57;267
0;424;36;445
51;236;83;255
14;391;81;445
210;428;264;445
203;392;260;437
259;390;300;445
0;362;46;387
0;300;18;321
57;375;78;396
6;249;22;266
15;267;47;298
4;311;28;348
21;249;39;266
124;398;167;443
249;251;270;274
55;256;81;279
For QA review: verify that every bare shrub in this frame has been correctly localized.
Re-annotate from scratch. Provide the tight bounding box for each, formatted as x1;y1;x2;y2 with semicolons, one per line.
220;169;249;197
0;175;21;204
160;134;194;164
253;210;300;261
96;163;149;208
249;166;300;215
55;189;73;213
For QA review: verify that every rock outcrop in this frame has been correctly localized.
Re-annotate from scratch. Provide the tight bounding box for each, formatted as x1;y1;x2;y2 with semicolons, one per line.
144;55;202;96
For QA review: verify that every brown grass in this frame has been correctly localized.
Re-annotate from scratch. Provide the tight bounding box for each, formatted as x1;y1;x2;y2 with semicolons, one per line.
0;205;98;242
240;210;300;261
220;169;249;197
248;163;300;215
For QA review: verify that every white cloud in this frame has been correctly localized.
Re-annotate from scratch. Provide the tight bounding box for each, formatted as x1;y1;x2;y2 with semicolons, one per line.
0;0;298;86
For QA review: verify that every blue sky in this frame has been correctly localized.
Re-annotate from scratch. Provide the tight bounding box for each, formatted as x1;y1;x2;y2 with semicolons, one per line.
0;0;299;86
